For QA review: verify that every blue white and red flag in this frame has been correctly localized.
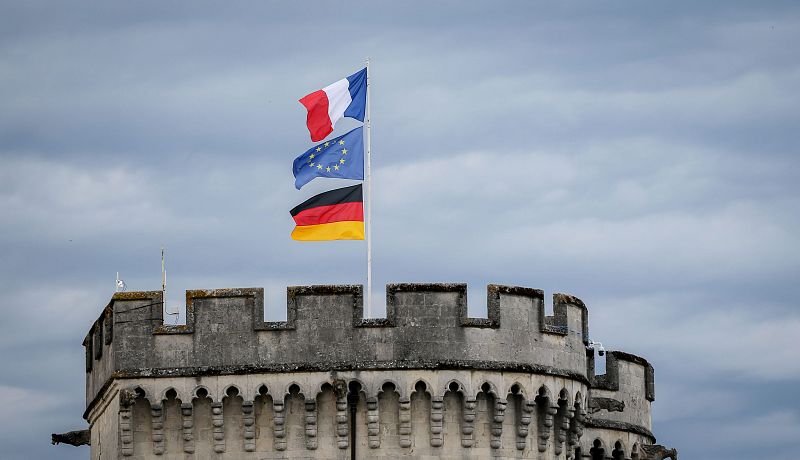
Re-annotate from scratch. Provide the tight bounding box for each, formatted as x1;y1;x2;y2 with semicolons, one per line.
299;68;366;142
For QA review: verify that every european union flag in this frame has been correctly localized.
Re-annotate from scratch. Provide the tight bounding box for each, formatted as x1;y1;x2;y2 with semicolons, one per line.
292;127;364;190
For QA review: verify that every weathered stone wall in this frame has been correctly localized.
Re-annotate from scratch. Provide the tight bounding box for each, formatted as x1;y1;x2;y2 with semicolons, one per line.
86;383;120;459
77;284;667;459
580;427;652;460
590;353;654;430
90;370;587;459
83;284;590;411
581;351;657;459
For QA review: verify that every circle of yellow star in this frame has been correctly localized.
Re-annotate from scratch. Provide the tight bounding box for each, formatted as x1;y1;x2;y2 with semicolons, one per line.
317;164;322;169
341;148;348;155
326;166;331;172
324;142;330;147
334;165;340;170
309;153;315;159
339;140;345;145
339;159;346;164
316;147;322;152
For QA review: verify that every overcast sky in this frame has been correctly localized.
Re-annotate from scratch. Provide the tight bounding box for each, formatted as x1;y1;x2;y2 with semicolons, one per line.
1;1;799;459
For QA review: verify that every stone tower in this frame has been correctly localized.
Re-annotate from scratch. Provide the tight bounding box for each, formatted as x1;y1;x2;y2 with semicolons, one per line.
65;283;677;459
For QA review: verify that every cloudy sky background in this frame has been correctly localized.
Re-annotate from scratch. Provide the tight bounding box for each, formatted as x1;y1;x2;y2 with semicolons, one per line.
1;1;799;458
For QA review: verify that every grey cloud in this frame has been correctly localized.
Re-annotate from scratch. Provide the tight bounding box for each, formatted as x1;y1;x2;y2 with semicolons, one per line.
1;2;799;459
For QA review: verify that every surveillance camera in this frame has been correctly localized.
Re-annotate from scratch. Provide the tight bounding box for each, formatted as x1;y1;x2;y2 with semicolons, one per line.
587;340;607;357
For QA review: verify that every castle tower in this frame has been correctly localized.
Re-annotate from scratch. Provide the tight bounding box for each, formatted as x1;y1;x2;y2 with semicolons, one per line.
68;284;676;459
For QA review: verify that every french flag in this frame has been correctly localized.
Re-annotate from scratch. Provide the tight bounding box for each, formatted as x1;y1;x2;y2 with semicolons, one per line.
299;68;367;142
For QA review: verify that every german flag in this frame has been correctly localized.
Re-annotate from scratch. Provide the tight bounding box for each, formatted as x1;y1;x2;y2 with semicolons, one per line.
290;184;364;241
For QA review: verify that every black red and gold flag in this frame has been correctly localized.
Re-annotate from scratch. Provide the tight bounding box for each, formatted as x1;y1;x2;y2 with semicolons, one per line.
289;184;364;241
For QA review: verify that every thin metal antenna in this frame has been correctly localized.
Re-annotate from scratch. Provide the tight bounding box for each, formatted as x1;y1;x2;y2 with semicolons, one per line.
364;57;373;318
161;247;179;325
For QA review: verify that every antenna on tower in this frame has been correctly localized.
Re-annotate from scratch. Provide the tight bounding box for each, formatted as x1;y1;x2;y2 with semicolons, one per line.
161;247;166;300
115;272;126;292
161;247;179;325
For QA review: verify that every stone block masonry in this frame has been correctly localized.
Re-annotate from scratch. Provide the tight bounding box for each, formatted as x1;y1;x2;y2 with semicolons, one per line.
73;283;676;459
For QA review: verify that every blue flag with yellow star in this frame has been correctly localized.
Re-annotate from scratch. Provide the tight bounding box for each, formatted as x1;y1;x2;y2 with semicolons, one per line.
292;127;364;190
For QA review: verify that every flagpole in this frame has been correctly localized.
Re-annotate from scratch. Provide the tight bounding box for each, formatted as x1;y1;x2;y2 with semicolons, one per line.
161;247;167;317
365;57;373;318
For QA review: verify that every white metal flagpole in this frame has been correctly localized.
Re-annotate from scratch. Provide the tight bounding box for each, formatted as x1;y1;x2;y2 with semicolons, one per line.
365;57;373;318
161;247;167;315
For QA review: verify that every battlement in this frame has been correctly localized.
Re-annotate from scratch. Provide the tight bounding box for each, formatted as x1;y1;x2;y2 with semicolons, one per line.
75;282;674;459
83;283;592;412
591;351;655;402
587;350;656;437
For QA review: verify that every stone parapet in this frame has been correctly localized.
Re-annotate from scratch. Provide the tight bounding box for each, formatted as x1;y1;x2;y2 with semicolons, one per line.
84;284;592;413
70;281;677;459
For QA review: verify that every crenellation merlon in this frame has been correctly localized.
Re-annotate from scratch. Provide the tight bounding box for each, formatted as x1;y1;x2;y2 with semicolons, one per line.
545;293;589;344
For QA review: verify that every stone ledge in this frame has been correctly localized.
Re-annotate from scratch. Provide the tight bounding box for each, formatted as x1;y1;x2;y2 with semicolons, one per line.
111;360;591;383
584;417;656;443
84;361;592;420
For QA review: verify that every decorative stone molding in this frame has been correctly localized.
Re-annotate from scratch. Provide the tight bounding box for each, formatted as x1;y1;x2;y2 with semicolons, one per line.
461;397;476;447
398;397;412;448
335;390;349;449
305;399;318;450
180;403;194;453
118;391;135;457
242;400;255;452
272;400;286;451
490;398;507;449
517;400;535;450
430;397;443;447
150;403;164;455
568;402;586;456
211;402;224;453
538;399;557;453
554;400;572;456
366;396;380;448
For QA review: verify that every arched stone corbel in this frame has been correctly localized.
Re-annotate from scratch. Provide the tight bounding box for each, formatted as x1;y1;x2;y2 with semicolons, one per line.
366;396;380;448
398;397;412;448
151;403;164;455
517;400;535;450
430;396;444;447
490;398;507;449
305;398;318;450
568;402;586;458
273;399;286;451
118;388;136;457
461;397;476;447
334;386;349;449
211;401;224;453
242;400;255;452
538;402;558;453
554;399;573;456
180;403;194;453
